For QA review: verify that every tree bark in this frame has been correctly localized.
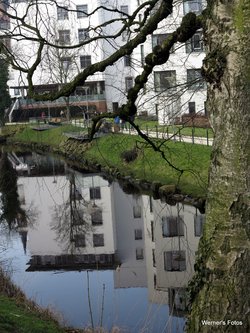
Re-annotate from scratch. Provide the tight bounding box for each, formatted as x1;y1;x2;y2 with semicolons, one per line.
187;0;250;332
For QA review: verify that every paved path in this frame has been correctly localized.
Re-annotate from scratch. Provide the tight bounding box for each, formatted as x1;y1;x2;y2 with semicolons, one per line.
71;119;213;146
121;128;213;146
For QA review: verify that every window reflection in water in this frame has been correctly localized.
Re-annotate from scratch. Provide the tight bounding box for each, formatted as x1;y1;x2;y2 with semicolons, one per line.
0;152;206;331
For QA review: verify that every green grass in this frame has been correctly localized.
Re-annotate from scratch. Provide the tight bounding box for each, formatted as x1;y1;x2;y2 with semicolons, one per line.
0;296;65;333
84;133;211;197
9;124;84;146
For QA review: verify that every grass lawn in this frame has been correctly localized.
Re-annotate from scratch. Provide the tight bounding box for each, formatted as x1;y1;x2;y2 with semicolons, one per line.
84;133;211;197
7;124;84;146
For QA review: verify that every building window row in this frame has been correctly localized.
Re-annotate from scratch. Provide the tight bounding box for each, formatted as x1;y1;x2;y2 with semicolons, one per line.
59;54;92;69
74;233;104;247
154;69;205;92
152;31;203;53
57;4;88;20
56;5;130;20
58;29;90;45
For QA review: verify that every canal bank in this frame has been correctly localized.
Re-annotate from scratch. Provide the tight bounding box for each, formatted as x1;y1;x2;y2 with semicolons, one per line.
0;266;89;333
1;124;211;203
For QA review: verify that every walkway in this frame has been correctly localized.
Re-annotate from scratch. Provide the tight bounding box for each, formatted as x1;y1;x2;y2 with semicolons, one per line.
71;119;214;146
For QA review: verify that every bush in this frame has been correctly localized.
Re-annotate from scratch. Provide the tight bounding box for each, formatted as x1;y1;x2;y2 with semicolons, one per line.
120;148;138;163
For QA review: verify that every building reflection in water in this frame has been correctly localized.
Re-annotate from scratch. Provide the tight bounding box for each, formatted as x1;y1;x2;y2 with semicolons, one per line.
16;163;205;320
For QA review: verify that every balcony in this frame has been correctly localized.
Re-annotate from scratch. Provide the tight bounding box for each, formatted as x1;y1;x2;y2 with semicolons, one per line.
17;93;106;110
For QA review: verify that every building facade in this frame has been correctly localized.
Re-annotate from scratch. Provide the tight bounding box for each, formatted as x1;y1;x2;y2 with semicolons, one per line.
2;0;206;123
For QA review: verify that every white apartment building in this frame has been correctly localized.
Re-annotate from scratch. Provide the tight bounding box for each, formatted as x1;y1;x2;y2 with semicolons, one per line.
2;0;206;123
131;0;207;124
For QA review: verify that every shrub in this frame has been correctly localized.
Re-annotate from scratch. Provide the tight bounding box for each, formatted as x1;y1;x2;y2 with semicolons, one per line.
120;148;138;163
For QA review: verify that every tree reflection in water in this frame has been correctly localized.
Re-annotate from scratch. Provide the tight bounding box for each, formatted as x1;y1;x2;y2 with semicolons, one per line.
0;152;27;230
51;171;101;253
0;152;37;256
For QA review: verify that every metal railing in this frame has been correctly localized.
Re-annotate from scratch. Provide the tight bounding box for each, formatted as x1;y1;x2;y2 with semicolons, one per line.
17;93;106;108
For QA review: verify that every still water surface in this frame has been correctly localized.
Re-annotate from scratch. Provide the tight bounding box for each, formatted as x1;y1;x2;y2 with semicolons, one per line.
0;152;205;333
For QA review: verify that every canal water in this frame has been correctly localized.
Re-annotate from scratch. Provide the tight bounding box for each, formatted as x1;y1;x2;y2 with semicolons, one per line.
0;151;205;333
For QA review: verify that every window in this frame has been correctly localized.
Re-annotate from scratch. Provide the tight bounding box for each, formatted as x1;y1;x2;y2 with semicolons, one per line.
183;0;203;14
89;186;101;199
186;32;203;53
140;45;144;66
125;77;133;92
152;34;174;52
78;28;89;42
91;209;103;225
14;88;20;96
194;215;206;236
149;196;153;212
74;234;86;247
136;248;144;260
72;208;84;225
112;102;119;112
187;69;204;89
124;55;131;67
169;288;189;313
134;229;143;240
133;205;141;218
189;102;196;114
154;71;176;92
57;6;69;20
162;216;184;237
58;30;70;45
164;251;186;271
154;274;157;287
120;5;129;16
152;249;156;267
0;19;10;30
155;104;159;118
93;233;104;247
76;4;88;18
122;30;129;42
80;55;92;69
151;221;154;241
60;57;71;71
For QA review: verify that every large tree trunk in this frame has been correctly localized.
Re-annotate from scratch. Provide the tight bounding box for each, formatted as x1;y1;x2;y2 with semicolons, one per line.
187;0;250;332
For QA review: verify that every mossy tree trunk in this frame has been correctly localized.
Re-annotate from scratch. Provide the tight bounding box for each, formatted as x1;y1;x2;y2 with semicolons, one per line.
187;0;250;332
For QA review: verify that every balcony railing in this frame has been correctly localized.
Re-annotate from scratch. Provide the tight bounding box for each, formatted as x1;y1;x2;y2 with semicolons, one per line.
17;93;106;108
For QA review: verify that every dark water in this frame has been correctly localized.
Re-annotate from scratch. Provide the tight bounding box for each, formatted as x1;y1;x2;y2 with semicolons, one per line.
0;152;205;333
